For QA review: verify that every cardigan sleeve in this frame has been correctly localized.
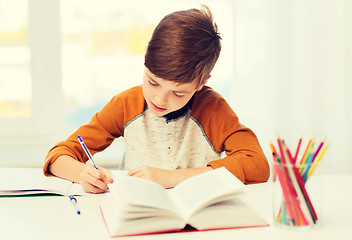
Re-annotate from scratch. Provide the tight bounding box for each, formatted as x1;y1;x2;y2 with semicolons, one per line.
207;127;270;184
192;87;270;184
43;86;145;176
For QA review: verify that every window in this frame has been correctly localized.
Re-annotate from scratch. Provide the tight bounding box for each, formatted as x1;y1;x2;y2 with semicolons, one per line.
0;1;31;119
0;0;234;167
0;0;63;139
60;0;234;130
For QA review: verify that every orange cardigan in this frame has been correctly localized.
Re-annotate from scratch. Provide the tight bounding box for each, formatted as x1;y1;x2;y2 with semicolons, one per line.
44;86;269;184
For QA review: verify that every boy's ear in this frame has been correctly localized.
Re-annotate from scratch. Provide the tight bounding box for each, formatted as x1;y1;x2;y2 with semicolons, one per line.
197;75;211;91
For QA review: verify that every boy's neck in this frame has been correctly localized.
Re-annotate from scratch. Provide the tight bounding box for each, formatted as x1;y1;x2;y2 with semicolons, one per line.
163;95;195;123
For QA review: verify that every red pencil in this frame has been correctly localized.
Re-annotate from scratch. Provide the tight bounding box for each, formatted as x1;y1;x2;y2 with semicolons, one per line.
273;158;296;225
285;145;317;224
277;137;301;225
294;137;302;164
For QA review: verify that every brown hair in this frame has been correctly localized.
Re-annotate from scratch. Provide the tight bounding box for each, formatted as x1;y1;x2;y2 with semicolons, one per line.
144;6;221;88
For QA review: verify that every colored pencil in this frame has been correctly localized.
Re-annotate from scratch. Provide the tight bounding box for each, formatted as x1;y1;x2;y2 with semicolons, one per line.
308;142;328;179
285;145;316;224
273;158;296;225
299;139;315;173
277;138;301;225
294;136;302;164
299;138;313;166
312;138;325;163
270;136;324;226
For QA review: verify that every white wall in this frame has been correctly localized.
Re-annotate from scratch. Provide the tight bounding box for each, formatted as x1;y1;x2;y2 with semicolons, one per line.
231;0;352;174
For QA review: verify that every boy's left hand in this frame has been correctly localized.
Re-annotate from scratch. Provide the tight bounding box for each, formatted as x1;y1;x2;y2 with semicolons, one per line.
127;165;213;188
127;166;177;188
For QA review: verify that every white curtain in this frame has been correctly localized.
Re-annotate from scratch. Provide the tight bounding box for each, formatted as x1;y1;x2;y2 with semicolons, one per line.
230;0;351;174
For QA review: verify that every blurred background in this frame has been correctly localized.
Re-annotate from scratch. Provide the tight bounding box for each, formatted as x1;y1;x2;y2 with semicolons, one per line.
0;0;351;175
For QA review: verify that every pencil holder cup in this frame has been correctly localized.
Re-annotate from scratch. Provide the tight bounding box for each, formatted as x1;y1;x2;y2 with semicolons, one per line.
272;161;322;230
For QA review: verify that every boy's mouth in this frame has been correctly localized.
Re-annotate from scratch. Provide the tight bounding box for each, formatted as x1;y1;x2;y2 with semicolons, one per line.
151;102;166;112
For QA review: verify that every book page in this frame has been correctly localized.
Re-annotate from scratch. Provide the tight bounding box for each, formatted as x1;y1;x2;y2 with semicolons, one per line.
187;198;268;230
108;175;179;214
100;196;185;237
168;167;244;220
0;168;72;196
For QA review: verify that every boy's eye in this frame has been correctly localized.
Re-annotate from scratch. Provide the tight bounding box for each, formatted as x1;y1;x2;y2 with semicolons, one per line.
174;92;185;98
149;80;158;86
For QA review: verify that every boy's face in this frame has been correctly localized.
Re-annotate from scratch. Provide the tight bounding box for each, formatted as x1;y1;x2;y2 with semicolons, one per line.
142;67;205;117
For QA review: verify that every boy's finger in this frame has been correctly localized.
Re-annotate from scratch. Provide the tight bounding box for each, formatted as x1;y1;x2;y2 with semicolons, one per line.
101;169;114;183
132;172;145;178
127;168;141;176
82;181;106;194
80;171;107;191
106;174;114;183
87;167;107;181
102;172;114;184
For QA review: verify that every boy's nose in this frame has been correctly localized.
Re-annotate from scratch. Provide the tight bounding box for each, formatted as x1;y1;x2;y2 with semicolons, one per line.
154;91;168;106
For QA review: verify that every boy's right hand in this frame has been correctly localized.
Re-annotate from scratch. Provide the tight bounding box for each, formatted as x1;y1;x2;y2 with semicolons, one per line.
79;165;114;193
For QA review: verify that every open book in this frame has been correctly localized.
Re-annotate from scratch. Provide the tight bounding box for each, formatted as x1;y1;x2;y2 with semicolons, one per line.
0;168;129;197
100;167;268;237
0;168;86;197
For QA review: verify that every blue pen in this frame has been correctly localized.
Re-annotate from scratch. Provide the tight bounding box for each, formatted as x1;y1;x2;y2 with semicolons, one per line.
69;195;81;215
77;135;98;169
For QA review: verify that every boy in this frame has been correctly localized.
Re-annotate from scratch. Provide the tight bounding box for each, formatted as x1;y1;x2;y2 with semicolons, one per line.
44;6;269;193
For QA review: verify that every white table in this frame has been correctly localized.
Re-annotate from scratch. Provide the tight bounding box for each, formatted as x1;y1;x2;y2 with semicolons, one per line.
0;169;351;240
